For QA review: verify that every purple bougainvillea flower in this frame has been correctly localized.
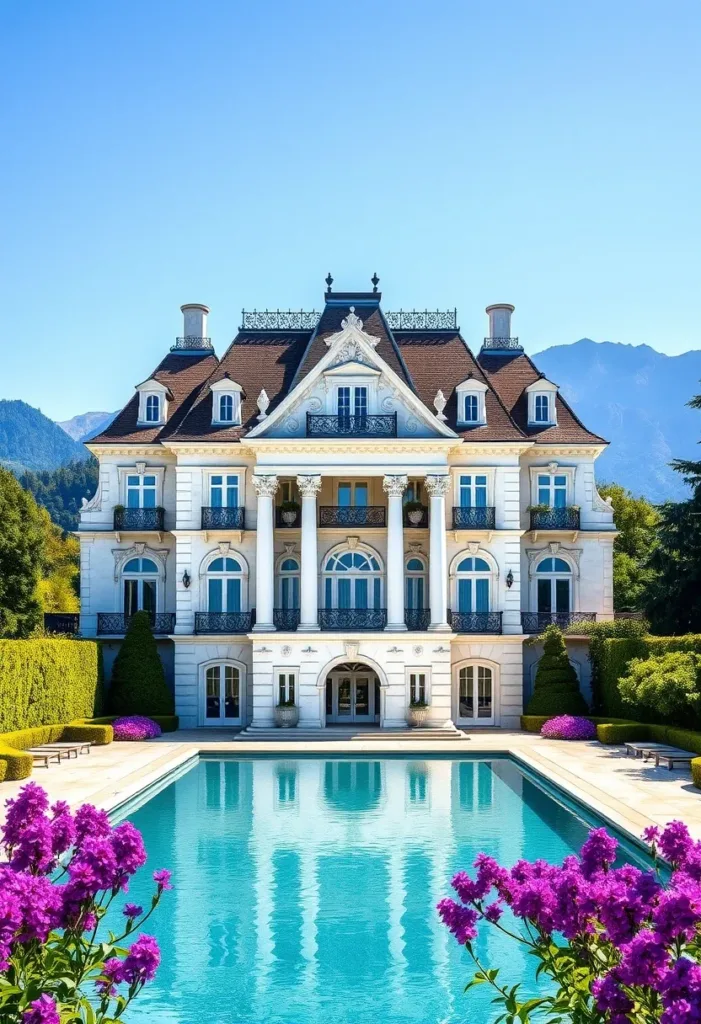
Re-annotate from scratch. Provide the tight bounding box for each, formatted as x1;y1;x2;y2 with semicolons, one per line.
22;994;60;1024
436;898;478;944
153;868;172;890
540;716;597;741
123;903;143;918
112;716;162;742
122;934;161;983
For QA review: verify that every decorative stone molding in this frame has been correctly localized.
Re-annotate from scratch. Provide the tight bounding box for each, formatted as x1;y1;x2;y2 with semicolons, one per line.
256;389;270;421
526;546;582;578
412;645;423;657
281;645;292;657
382;474;408;498
346;536;359;550
296;475;322;497
433;390;447;422
424;474;451;497
433;646;450;654
592;484;614;512
341;307;363;331
217;541;231;556
112;544;168;581
135;461;146;475
252;474;279;498
301;646;317;654
344;642;359;660
81;479;103;512
283;542;297;556
387;646;404;653
467;541;480;555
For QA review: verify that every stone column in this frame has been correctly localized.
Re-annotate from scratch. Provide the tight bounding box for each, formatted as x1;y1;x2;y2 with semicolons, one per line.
252;474;278;631
383;474;408;630
425;475;451;631
297;475;322;630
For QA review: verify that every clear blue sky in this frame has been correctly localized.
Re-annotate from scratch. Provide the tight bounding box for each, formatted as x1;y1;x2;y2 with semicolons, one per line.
2;0;700;421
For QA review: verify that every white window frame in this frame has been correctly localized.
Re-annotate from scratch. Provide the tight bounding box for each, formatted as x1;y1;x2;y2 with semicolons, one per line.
453;468;495;507
454;659;498;727
275;668;298;706
277;553;300;608
322;545;384;610
199;658;246;727
406;667;431;705
136;381;170;426
118;465;166;508
121;557;161;614
336;480;371;506
526;379;558;426
405;554;428;610
203;551;249;612
455;378;488;427
321;367;381;415
207;471;243;508
529;465;575;507
210;379;243;426
530;553;577;615
452;554;495;615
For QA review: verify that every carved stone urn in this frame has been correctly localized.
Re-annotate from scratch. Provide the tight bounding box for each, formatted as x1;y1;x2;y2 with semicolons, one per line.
274;704;299;728
407;705;430;728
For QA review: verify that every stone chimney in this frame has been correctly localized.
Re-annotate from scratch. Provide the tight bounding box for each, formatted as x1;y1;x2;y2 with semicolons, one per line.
481;304;522;354
172;304;213;352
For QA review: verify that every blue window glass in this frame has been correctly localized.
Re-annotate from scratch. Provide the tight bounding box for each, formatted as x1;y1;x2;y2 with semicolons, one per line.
535;395;549;422
338;578;351;609
459;475;487;507
355;578;368;609
476;578;489;613
145;395;160;422
338;483;352;507
464;395;478;422
226;579;241;612
219;394;233;422
208;578;223;612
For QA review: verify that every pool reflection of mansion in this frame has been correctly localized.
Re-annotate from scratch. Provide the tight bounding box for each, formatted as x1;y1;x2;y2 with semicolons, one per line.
79;280;615;729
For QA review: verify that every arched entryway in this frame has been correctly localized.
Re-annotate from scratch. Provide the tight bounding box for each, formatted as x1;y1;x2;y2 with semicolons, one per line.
325;662;381;725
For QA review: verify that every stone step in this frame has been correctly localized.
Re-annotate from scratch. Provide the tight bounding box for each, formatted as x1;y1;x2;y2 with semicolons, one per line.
236;727;467;741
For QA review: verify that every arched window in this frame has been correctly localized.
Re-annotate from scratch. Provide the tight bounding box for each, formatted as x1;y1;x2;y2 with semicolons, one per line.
457;663;494;725
456;556;491;614
219;394;234;422
204;663;241;724
122;557;159;616
405;556;427;611
145;395;160;422
536;556;572;618
279;557;300;609
206;556;244;612
323;549;382;609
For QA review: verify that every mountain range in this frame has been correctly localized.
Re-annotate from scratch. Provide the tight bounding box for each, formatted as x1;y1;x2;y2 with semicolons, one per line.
1;341;700;501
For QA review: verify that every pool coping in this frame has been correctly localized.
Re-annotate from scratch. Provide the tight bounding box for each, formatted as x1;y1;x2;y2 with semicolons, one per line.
71;733;671;851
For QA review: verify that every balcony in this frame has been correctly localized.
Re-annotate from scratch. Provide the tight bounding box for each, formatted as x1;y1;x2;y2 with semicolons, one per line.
319;608;388;631
521;612;596;634
319;506;386;528
273;608;300;631
97;612;175;635
201;506;245;531
114;507;165;532
452;506;496;530
529;507;580;531
403;505;429;528
43;613;80;635
275;506;301;528
405;608;431;630
306;413;397;438
195;611;255;634
448;610;503;634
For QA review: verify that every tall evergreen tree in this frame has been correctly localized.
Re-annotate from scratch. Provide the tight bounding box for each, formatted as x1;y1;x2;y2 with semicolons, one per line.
526;625;588;716
0;467;45;636
108;611;174;716
20;457;98;532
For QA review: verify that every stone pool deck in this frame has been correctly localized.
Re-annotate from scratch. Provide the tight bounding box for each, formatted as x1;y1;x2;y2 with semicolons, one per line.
1;731;699;843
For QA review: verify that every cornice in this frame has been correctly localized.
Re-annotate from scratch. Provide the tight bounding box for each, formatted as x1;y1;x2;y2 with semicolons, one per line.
87;444;175;458
523;444;607;459
163;443;255;457
245;438;458;454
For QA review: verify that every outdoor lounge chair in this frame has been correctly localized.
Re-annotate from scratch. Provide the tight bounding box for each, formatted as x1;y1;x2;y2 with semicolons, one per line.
27;748;62;767
40;740;92;755
30;745;76;760
654;749;697;770
624;741;670;758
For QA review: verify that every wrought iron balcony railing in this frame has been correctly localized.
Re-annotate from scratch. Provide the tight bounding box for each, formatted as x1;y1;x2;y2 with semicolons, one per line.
521;612;596;634
481;337;522;350
449;610;503;634
319;609;388;631
113;507;165;532
97;612;175;635
307;413;397;438
385;309;458;331
195;611;255;634
43;613;80;635
319;506;387;528
452;506;496;529
201;506;245;530
273;608;301;631
403;505;429;528
171;336;213;350
275;506;301;528
241;310;321;331
529;507;580;531
405;608;431;630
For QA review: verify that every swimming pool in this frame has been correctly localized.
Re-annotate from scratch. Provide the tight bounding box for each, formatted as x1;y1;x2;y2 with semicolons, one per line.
116;756;648;1024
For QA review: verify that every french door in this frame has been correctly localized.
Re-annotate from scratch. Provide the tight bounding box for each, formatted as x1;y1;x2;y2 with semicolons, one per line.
203;665;242;725
457;665;494;726
537;578;570;616
337;386;368;423
326;671;380;724
123;578;157;616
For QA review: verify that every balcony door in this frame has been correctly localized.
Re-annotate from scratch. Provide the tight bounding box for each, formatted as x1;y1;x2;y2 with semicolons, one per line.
536;557;571;620
457;664;495;726
337;386;368;425
459;474;487;508
122;558;158;616
207;557;243;612
126;474;156;509
324;551;381;610
326;666;380;724
203;664;242;726
337;481;368;507
210;474;239;508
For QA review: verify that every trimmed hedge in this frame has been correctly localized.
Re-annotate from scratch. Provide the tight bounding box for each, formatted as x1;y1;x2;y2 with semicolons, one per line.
108;612;173;716
0;638;103;733
599;634;701;724
0;722;113;781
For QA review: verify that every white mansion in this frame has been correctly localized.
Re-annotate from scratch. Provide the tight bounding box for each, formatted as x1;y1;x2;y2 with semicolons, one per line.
79;281;615;730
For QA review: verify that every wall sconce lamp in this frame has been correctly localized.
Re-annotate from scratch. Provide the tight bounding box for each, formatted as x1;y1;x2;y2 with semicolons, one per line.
182;570;191;589
506;570;514;589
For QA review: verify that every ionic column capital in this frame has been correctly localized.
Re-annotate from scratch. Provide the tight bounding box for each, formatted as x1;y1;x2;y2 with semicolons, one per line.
296;475;322;498
252;474;279;498
382;474;408;498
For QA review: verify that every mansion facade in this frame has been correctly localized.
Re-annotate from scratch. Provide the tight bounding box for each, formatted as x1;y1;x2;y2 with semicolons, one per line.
79;282;615;730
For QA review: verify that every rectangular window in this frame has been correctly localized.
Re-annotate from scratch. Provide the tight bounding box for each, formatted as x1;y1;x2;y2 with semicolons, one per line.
337;387;351;419
337;482;368;506
280;480;293;503
278;672;296;705
210;474;239;508
337;386;368;419
459;474;487;508
537;474;567;507
126;474;157;508
464;395;478;422
535;394;549;422
409;672;426;704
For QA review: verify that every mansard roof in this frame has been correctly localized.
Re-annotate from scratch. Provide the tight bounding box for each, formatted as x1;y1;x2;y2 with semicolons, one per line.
93;288;606;448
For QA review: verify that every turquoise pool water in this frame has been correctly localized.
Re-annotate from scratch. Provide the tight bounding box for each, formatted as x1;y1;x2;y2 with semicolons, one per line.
115;756;646;1024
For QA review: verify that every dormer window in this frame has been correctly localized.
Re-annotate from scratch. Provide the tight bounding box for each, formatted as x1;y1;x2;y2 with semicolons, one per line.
135;379;171;426
145;395;160;422
526;378;558;427
455;378;488;427
211;377;243;426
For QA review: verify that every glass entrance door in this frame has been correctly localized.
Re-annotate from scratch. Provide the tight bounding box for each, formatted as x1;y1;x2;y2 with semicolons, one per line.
326;670;379;724
203;665;241;726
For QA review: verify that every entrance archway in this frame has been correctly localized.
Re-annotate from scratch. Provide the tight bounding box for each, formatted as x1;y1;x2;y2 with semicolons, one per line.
322;661;382;726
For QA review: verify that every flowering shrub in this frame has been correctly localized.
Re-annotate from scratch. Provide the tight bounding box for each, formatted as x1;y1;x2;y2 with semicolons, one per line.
541;715;597;740
438;820;701;1023
112;716;162;741
0;782;171;1022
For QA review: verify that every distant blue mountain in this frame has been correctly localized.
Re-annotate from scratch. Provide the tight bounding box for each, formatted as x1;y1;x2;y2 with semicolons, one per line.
533;340;701;502
0;400;89;475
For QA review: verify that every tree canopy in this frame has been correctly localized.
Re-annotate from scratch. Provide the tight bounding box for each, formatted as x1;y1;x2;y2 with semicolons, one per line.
598;482;659;611
0;468;45;636
20;457;98;533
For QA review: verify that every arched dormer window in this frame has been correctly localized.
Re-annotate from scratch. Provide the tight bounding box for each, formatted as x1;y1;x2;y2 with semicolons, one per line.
323;549;382;610
206;555;245;613
455;378;488;427
219;394;234;422
211;378;243;426
535;556;572;621
122;557;159;616
526;378;558;426
135;380;171;426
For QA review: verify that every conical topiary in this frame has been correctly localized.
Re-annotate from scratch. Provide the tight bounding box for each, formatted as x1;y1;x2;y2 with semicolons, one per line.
526;624;588;716
108;611;174;716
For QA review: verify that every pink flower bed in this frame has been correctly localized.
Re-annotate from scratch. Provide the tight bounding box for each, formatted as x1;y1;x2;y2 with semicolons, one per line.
540;715;597;740
112;716;162;741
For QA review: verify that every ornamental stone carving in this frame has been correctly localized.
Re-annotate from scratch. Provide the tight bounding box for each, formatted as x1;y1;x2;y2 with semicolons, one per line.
296;475;322;498
256;389;270;421
433;389;448;422
81;479;103;511
341;307;363;331
252;474;279;498
424;475;451;498
382;474;408;498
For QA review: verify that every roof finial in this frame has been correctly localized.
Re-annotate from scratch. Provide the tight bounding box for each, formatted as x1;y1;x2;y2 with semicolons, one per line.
325;272;333;295
371;272;379;293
